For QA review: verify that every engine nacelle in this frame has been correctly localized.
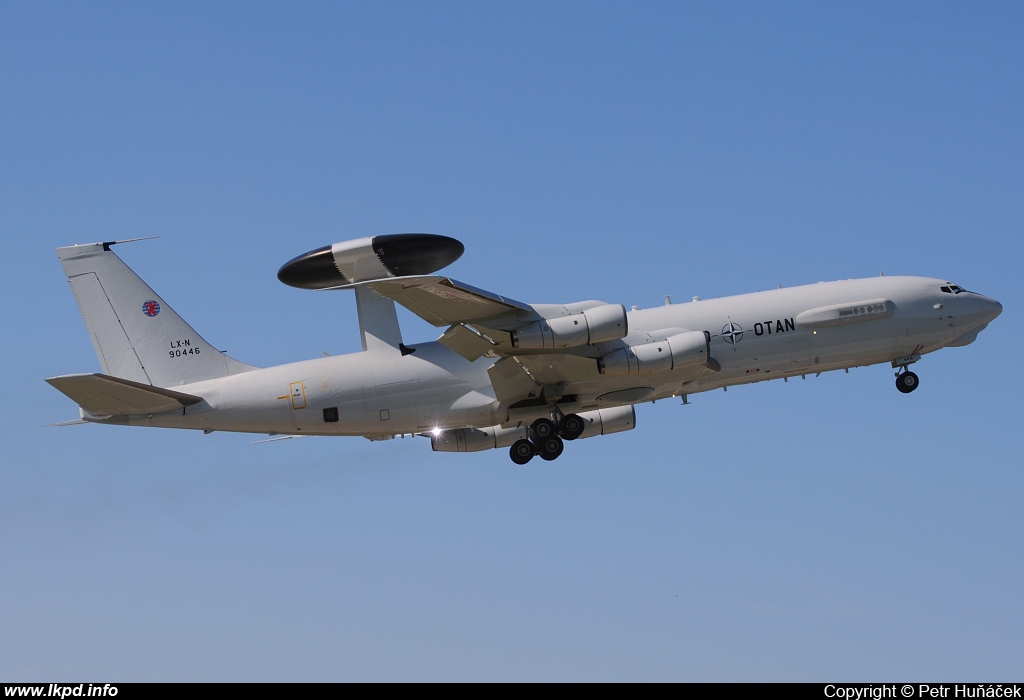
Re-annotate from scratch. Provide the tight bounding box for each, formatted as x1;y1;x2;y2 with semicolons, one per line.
597;330;710;376
430;406;636;452
576;405;636;438
511;304;628;349
430;424;526;452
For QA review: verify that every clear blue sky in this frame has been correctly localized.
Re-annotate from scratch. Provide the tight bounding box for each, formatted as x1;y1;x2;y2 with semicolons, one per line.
2;1;1021;681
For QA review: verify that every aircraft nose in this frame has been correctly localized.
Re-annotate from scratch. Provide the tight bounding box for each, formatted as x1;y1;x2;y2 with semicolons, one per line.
983;296;1003;322
966;294;1002;324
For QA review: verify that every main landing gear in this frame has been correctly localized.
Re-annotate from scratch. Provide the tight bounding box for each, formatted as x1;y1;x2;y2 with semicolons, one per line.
508;414;585;464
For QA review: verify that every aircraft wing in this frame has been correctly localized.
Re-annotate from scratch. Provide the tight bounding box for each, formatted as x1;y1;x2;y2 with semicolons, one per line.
324;274;625;364
487;353;603;404
46;373;204;416
326;275;538;360
360;276;533;326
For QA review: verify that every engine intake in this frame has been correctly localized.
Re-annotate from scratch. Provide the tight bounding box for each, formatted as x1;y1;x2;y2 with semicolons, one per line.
511;304;628;349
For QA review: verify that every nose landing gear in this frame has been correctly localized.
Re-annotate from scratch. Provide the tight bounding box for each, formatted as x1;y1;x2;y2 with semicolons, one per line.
892;351;922;394
895;370;919;393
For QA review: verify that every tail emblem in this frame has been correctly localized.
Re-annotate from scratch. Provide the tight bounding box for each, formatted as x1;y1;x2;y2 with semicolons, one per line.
142;300;161;317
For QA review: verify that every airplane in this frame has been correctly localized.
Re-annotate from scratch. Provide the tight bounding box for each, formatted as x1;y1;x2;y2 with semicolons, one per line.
46;234;1002;464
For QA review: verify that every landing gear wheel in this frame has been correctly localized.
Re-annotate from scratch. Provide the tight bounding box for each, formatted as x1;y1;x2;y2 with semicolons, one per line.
510;439;536;465
530;417;557;440
896;371;919;394
537;435;564;461
559;413;585;441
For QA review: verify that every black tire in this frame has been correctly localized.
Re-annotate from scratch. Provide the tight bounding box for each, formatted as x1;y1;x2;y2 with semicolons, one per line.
510;439;535;465
531;417;557;440
559;413;585;440
538;435;564;461
896;371;919;394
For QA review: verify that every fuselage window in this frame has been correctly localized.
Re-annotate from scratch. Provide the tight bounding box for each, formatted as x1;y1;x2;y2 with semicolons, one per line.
839;303;887;318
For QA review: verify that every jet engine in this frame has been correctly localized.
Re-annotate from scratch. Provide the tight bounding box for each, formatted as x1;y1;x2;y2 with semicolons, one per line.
510;304;628;350
598;330;710;375
431;406;636;452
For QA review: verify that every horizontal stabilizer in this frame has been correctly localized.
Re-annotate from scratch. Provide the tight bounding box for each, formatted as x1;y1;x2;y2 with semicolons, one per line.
46;373;203;416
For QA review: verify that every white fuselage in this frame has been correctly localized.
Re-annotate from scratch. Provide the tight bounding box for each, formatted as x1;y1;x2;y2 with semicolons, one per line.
94;276;1001;438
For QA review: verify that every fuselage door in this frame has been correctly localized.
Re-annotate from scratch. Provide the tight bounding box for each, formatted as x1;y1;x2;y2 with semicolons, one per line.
290;382;307;409
419;394;440;430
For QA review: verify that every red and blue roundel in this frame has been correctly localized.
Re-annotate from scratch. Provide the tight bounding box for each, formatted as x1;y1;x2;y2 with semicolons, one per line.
142;300;161;317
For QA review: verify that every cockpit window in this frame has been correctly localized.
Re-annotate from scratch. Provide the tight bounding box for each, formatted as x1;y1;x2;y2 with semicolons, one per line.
941;284;970;294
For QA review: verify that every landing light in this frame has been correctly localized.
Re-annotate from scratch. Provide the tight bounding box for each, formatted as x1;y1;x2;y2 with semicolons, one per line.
431;427;442;436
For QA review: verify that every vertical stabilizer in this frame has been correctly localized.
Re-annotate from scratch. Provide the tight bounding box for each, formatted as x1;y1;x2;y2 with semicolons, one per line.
57;242;257;387
355;286;404;354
